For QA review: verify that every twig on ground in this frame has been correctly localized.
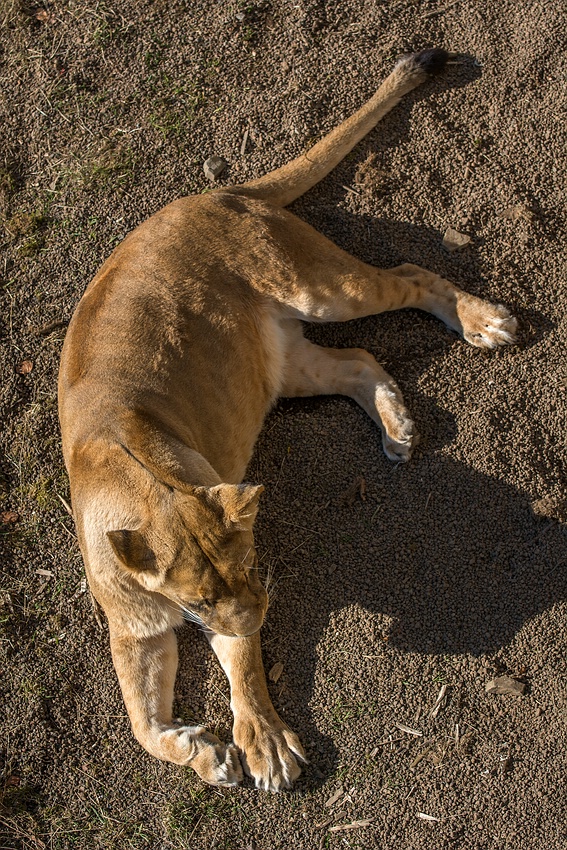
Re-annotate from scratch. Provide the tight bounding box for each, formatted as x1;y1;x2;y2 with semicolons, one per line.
31;319;68;336
423;0;462;17
328;819;374;833
430;683;449;718
395;722;423;737
56;493;73;516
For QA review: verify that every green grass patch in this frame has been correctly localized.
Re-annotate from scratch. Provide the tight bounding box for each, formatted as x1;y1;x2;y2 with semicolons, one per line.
3;209;49;256
165;785;249;847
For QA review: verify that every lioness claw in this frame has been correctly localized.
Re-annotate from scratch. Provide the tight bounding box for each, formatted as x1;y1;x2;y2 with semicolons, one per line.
234;715;306;792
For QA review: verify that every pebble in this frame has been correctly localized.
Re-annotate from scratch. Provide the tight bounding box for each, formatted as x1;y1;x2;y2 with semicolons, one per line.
442;227;471;252
485;676;526;696
203;156;226;181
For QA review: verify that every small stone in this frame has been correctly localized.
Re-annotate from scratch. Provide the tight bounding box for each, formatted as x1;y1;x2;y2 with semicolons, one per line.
531;495;567;524
485;675;526;696
442;227;471;252
203;156;226;181
281;60;291;73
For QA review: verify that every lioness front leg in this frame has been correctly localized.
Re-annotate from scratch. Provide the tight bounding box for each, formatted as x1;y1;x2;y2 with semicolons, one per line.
110;628;242;786
209;631;306;791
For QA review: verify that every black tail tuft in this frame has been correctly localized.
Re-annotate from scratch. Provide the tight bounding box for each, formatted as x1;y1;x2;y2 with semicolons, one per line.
410;48;450;75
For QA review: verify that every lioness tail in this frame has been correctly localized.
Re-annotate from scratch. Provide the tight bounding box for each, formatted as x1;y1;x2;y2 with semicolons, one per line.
228;48;449;208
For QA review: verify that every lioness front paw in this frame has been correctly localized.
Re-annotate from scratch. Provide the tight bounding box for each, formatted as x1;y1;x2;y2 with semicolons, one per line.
160;725;242;787
233;712;306;792
190;737;243;787
458;298;517;348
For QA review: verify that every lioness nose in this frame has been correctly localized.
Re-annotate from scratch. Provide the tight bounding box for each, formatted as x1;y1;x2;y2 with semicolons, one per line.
233;591;267;636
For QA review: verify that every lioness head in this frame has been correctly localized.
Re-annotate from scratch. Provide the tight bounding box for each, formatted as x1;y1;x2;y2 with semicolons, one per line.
106;483;267;637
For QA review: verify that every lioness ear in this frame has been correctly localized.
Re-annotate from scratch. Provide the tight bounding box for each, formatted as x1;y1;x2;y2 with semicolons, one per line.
206;483;264;530
107;529;156;571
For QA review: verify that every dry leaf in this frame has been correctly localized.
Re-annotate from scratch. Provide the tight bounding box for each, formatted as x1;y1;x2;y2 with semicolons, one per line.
35;8;51;22
500;204;533;223
1;510;19;524
268;661;284;683
340;476;367;506
531;495;567;524
17;359;33;375
36;569;54;578
442;227;471;252
324;785;344;807
457;729;474;754
417;812;440;822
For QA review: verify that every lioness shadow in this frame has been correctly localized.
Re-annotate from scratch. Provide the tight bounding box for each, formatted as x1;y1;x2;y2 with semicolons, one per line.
244;389;566;789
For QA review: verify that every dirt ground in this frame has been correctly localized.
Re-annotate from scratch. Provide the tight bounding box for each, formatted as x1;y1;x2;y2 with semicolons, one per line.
1;0;566;848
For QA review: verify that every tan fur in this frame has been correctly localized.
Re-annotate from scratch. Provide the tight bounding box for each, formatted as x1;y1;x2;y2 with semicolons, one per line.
58;52;516;791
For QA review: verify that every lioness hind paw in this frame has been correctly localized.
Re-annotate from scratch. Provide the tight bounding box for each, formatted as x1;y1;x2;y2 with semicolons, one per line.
459;300;518;349
382;429;418;463
380;414;418;463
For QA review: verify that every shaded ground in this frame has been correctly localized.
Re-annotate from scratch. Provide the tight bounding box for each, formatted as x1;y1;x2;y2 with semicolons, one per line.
1;0;566;848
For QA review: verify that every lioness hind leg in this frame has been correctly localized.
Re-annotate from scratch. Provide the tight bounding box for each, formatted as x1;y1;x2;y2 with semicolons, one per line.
109;629;242;786
388;263;517;348
267;213;516;347
281;327;417;461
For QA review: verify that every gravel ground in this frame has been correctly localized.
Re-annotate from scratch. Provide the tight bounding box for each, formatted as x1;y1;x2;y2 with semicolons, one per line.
1;1;565;848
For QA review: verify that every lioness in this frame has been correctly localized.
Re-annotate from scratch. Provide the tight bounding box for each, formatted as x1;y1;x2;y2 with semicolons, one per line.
58;48;516;792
